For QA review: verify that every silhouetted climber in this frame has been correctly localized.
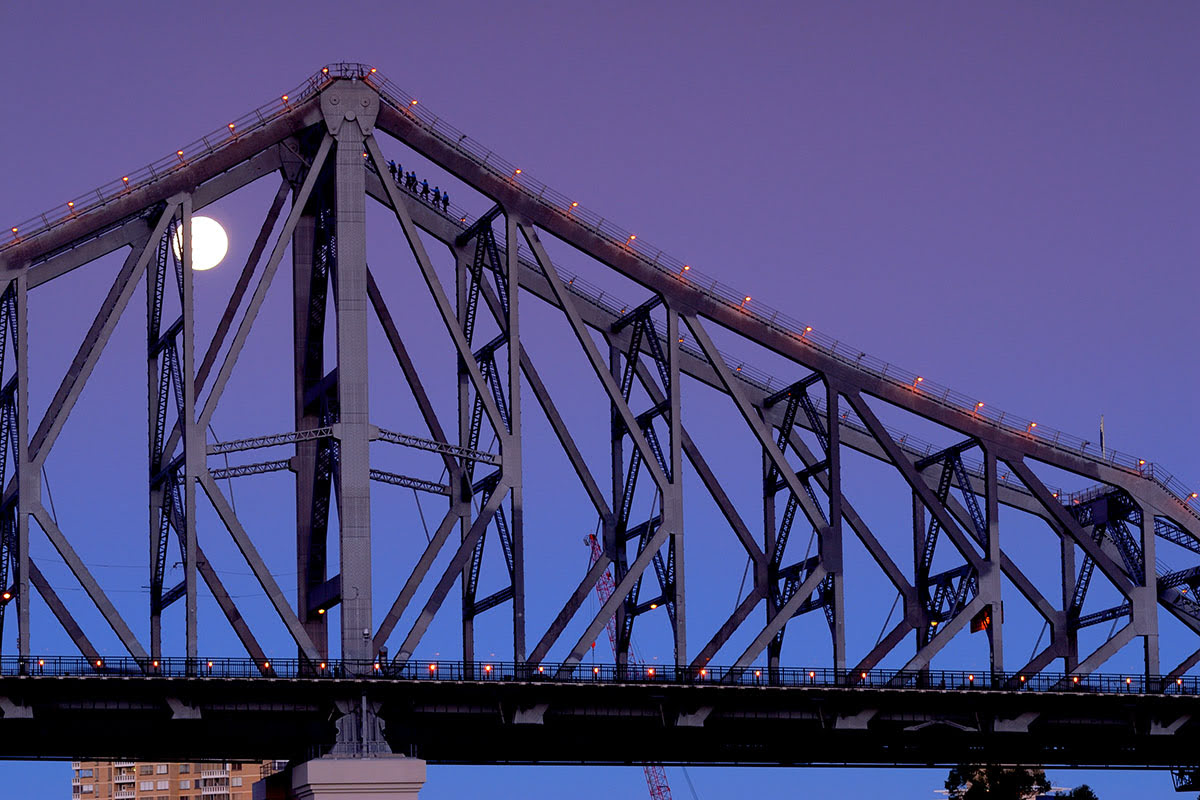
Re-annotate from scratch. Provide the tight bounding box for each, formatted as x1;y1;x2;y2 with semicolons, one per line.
442;191;450;212
387;160;397;179
432;186;440;205
420;180;429;200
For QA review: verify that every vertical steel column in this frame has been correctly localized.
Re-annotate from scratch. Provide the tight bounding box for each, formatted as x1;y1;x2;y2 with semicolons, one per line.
456;245;475;669
326;90;374;668
147;213;170;660
14;274;29;660
1139;505;1159;678
292;198;329;660
764;447;779;677
1061;535;1078;671
983;449;1003;673
666;307;684;666
912;491;928;673
504;215;525;664
608;342;628;671
180;196;198;661
824;379;845;672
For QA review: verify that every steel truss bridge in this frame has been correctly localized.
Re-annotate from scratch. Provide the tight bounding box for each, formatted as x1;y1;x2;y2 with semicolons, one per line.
0;63;1199;769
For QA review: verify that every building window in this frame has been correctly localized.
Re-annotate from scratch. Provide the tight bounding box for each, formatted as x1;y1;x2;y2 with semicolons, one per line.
72;786;81;795
140;767;154;776
155;765;168;775
180;780;192;790
81;787;94;795
231;778;243;787
232;764;243;771
79;769;94;778
139;782;154;791
179;765;190;775
156;781;169;790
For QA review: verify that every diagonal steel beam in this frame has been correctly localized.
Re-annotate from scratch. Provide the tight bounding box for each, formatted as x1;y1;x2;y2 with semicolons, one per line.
198;473;320;663
782;427;913;601
690;588;764;669
373;505;464;655
28;560;99;663
477;277;611;521
195;543;267;665
1004;457;1135;597
363;135;510;443
555;525;670;675
31;206;177;462
526;553;613;666
683;315;828;542
198;134;332;430
627;356;762;562
730;564;826;671
195;178;291;391
516;221;668;490
395;486;507;662
843;390;985;572
901;595;986;672
367;269;459;477
32;505;148;661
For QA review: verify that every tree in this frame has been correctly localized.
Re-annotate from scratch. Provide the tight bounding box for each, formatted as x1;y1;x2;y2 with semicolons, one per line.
1064;785;1099;800
945;763;1052;799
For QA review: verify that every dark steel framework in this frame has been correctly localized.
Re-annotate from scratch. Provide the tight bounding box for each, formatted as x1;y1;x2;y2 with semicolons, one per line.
1;64;1199;763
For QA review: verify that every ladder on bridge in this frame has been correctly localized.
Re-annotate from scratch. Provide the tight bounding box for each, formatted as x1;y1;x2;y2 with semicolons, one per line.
587;533;674;800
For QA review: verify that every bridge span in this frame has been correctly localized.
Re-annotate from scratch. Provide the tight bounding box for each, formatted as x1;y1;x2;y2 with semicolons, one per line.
0;657;1197;767
0;64;1199;776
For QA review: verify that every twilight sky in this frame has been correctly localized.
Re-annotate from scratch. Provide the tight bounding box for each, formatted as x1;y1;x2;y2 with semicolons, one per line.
1;2;1198;798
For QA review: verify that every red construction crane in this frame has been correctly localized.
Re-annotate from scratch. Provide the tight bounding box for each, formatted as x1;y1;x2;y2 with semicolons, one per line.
587;534;673;800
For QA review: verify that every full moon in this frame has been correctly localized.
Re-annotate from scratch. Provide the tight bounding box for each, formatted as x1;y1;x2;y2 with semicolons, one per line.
171;216;228;271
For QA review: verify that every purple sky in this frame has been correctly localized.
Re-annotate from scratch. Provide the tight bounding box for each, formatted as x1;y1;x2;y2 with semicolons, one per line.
2;2;1198;798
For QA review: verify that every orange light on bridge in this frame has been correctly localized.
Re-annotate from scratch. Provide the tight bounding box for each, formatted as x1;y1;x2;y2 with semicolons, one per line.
263;661;270;669
538;665;545;673
914;377;924;387
647;668;655;677
37;659;44;667
317;608;325;615
649;603;658;609
975;402;984;411
429;663;437;672
1126;677;1132;685
207;661;213;669
594;667;600;674
67;201;74;209
374;663;381;671
968;674;974;683
514;169;522;176
95;659;103;667
322;67;330;74
1073;676;1080;684
1028;422;1037;432
152;660;159;668
484;664;492;673
754;670;761;678
320;662;327;670
1;592;10;601
369;68;377;74
10;228;17;235
121;177;129;186
861;672;867;679
809;671;815;678
571;202;579;209
700;669;707;678
228;123;236;134
281;95;289;103
410;99;418;106
1019;675;1025;682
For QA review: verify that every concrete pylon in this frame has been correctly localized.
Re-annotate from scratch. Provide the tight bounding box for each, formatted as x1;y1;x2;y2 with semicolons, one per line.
253;757;426;800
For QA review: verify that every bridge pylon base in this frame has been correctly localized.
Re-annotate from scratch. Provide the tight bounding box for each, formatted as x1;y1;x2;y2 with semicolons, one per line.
253;756;427;800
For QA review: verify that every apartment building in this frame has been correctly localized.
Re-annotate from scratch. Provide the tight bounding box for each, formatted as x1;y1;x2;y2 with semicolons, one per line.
71;761;288;800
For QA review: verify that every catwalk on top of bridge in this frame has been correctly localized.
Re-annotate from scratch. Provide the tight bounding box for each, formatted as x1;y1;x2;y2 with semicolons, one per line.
0;62;1198;718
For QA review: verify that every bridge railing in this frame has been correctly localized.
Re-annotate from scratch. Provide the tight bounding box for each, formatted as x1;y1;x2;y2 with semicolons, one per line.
3;655;1197;696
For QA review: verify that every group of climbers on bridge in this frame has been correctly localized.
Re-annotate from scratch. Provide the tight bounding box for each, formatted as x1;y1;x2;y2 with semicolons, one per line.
387;160;450;213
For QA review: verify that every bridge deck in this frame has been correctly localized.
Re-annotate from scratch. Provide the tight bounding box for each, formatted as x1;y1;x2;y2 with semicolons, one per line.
0;658;1196;767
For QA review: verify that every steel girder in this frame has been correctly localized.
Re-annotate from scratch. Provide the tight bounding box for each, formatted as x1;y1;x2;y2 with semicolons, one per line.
0;70;1198;767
